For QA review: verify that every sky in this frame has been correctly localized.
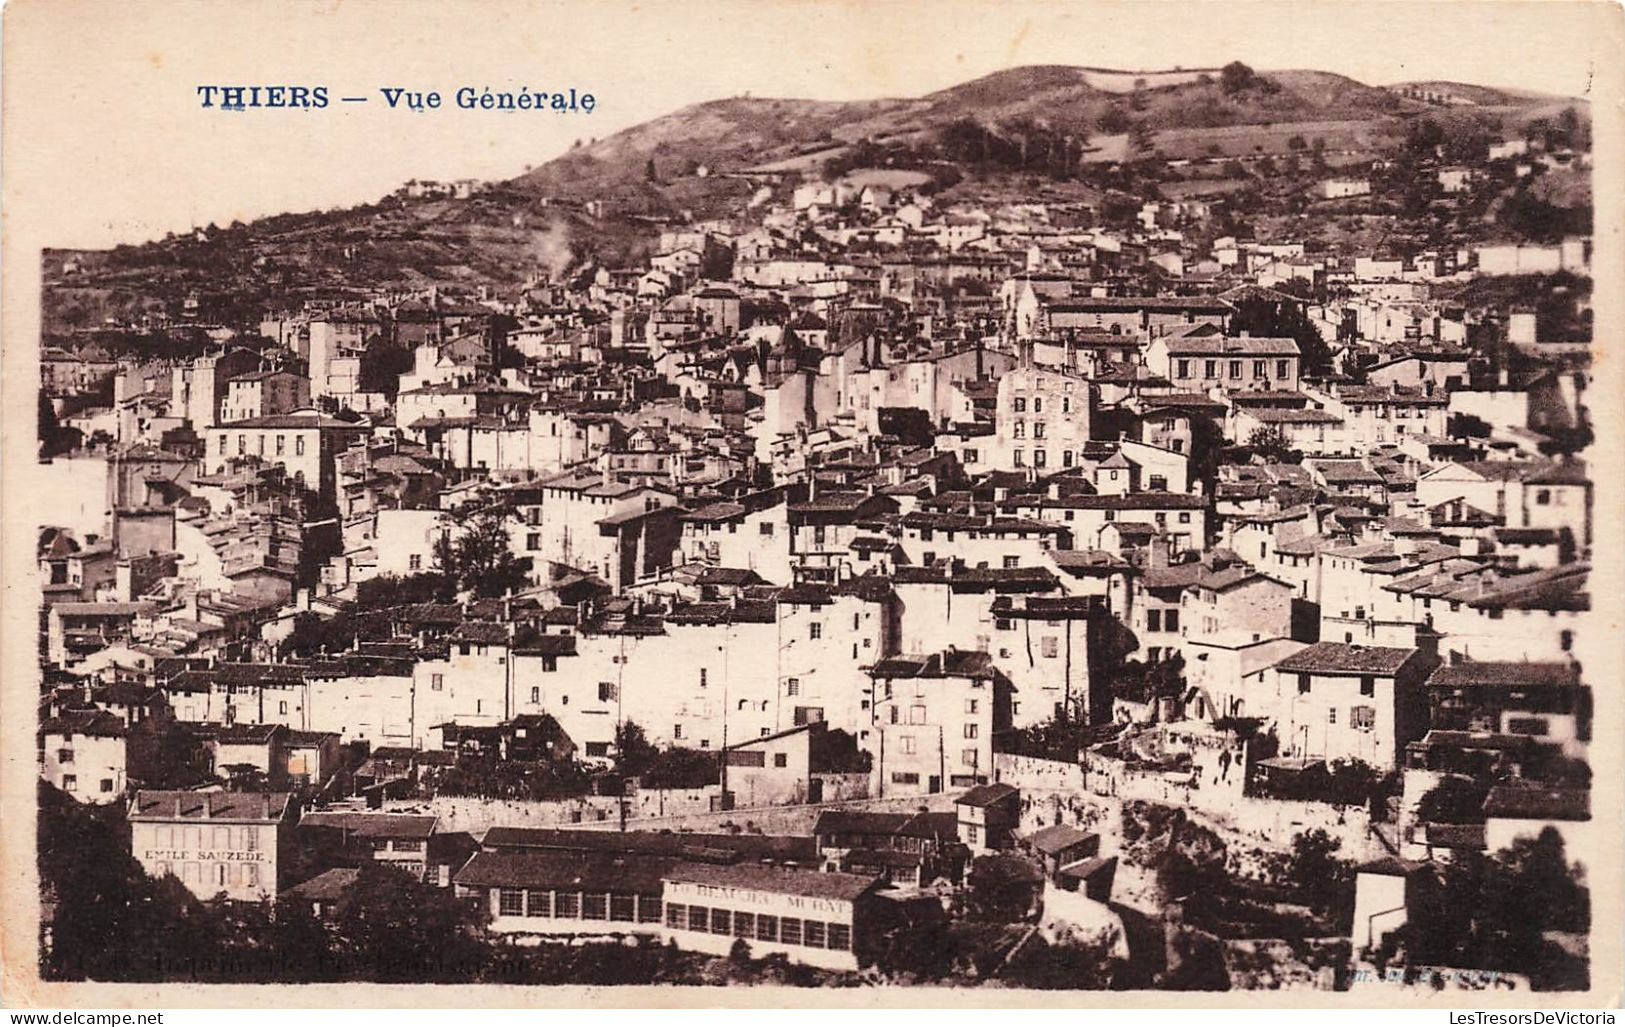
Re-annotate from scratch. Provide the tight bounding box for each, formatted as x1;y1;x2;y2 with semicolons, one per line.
3;0;1618;249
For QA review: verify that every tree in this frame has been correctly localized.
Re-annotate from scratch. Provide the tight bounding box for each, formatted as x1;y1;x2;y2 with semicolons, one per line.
357;340;414;398
1401;828;1589;990
332;862;490;982
1128;121;1156;156
1416;774;1490;824
1246;425;1295;463
965;854;1041;922
1286;135;1307;151
1228;293;1335;377
1277;829;1351;912
446;511;528;598
1220;61;1257;95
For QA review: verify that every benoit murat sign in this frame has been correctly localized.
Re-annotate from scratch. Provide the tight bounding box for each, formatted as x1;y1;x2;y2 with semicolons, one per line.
670;881;847;917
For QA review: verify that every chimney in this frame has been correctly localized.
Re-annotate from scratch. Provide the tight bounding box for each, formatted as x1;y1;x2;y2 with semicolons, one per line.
1149;537;1170;570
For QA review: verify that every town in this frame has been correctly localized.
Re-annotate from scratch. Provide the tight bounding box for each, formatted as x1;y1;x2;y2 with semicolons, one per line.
35;62;1594;991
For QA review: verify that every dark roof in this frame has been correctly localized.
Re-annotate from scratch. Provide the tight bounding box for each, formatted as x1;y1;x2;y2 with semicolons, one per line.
299;812;437;839
662;861;881;902
1483;785;1590;822
130;790;292;821
1274;642;1418;676
480;827;815;863
40;709;128;739
1427;662;1581;689
455;849;676;895
957;783;1019;808
1024;823;1097;856
870;649;996;680
282;867;359;902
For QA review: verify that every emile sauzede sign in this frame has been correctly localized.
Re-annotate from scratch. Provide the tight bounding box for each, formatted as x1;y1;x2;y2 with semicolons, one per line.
142;850;269;863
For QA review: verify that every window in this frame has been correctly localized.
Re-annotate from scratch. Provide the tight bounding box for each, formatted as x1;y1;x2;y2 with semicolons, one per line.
760;522;774;536
237;434;246;455
1204;360;1217;378
279;701;288;715
295;436;306;456
526;533;540;551
1147;609;1162;632
780;917;802;946
1033;398;1043;414
218;435;228;455
1535;489;1551;505
809;623;822;640
732;911;755;939
1013;450;1024;467
530;686;540;703
964;724;979;739
275;435;285;455
1508;716;1550;735
1351;706;1376;730
1176;359;1190;378
555;892;580;918
666;904;687;930
499;888;525;916
1013;397;1026;413
527;890;552;918
757;914;779;942
1229;360;1242;379
1013;421;1026;439
962;749;979;767
100;778;114;793
1277;360;1289;379
1033;421;1046;439
710;908;732;936
1164;610;1179;632
1297;673;1312;694
431;673;443;691
1253;360;1266;379
56;748;73;764
1328;708;1338;724
786;678;800;697
804;921;827;948
967;824;979;844
965;698;979;715
774;753;788;768
900;736;916;755
1063;450;1075;467
62;775;76;792
828;924;851;951
1034;449;1047;468
599;681;617;702
582;893;608;920
699;668;708;688
1360;676;1375;697
1040;636;1059;659
408;554;422;571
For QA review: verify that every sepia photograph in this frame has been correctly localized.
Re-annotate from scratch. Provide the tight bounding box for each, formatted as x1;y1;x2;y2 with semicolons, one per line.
1;0;1621;1010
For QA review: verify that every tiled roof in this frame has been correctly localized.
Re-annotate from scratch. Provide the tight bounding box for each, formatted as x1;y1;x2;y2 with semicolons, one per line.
1427;662;1581;689
1274;642;1418;676
663;861;880;902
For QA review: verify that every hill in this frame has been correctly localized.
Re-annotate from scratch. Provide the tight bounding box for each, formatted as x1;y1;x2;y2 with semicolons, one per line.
40;64;1587;336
